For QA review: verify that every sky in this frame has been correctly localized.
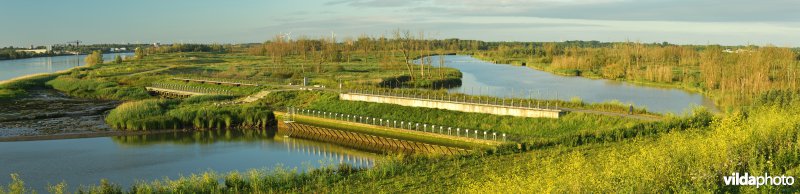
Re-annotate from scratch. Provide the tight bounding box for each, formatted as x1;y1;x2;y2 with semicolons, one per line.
1;0;799;47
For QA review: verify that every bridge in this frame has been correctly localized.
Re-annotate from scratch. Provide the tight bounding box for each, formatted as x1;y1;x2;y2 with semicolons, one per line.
171;78;259;87
145;87;206;97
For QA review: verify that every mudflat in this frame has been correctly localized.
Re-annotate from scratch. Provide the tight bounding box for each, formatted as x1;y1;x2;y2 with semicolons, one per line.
0;89;120;140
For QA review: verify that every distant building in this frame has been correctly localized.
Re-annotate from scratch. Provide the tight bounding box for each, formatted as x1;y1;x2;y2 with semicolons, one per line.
16;49;48;54
109;48;128;52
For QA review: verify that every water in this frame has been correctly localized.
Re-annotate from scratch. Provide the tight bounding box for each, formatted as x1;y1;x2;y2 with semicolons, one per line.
417;55;717;114
0;53;133;81
0;130;377;190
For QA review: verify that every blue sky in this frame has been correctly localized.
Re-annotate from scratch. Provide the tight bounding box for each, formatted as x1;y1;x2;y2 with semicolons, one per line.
1;0;799;47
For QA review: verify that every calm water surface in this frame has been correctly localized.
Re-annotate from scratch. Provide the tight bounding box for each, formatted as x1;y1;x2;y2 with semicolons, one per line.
0;130;377;190
417;55;717;114
0;53;133;81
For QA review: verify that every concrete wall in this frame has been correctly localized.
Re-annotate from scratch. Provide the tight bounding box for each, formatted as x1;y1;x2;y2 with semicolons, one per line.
340;93;564;119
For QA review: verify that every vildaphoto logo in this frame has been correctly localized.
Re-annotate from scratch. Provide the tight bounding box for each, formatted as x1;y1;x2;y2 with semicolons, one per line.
724;173;795;188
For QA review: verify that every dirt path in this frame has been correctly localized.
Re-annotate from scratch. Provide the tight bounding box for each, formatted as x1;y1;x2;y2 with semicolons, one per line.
238;89;302;103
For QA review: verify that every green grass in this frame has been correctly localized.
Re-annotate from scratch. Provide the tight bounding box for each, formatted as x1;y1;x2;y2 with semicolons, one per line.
47;76;150;100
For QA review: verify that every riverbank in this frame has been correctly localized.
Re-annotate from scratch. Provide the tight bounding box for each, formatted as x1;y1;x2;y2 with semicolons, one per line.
471;54;710;93
0;71;66;85
524;62;721;112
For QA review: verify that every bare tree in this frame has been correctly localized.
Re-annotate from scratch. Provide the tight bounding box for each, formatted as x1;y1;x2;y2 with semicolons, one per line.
394;29;415;81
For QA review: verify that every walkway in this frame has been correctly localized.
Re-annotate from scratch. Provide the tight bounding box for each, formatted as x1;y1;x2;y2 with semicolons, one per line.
172;77;259;87
145;87;206;97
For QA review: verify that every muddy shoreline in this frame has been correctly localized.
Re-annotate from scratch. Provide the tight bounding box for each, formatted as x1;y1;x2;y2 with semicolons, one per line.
0;89;160;141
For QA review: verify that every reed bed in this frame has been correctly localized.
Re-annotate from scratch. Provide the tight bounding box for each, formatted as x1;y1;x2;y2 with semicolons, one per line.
105;98;275;131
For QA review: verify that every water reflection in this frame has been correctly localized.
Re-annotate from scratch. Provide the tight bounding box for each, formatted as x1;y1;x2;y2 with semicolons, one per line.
0;53;132;81
112;128;276;145
416;55;718;114
111;129;376;168
0;129;376;190
282;137;376;168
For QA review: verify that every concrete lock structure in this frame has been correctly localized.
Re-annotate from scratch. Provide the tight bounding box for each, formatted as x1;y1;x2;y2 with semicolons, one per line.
340;93;565;118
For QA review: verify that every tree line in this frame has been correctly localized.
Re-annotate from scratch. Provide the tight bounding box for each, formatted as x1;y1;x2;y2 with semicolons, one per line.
247;30;497;82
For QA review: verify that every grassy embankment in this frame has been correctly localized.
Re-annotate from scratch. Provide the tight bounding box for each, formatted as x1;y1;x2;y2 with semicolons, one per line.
257;90;685;146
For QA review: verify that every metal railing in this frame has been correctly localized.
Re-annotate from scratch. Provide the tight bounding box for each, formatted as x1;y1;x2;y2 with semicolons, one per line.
151;82;234;95
345;88;561;111
289;107;508;142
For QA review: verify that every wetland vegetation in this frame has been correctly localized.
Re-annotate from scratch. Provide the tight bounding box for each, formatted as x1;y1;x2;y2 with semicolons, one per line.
474;41;800;109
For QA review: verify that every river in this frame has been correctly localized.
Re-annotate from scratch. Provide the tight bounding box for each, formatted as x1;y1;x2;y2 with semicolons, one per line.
0;53;379;191
0;53;133;81
0;129;376;190
416;55;717;114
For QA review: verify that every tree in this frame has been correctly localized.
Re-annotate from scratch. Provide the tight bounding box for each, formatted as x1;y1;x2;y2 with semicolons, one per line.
134;47;145;60
114;55;123;64
84;50;104;66
394;29;415;81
